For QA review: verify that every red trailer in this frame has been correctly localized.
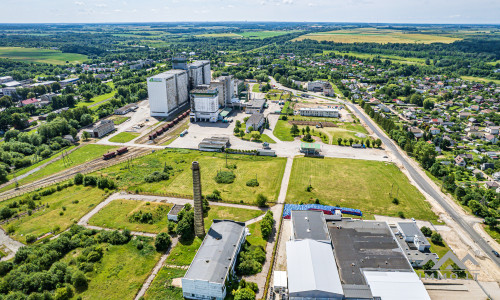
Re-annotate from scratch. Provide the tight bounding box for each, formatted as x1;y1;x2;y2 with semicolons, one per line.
103;152;116;160
116;147;128;155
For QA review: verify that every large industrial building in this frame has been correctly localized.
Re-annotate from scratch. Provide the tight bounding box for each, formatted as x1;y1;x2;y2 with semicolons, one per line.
147;69;189;117
190;87;220;122
284;210;431;300
182;220;246;300
299;107;339;118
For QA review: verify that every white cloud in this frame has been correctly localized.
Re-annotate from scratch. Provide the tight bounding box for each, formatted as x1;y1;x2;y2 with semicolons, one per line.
74;1;84;5
95;3;107;7
283;0;293;4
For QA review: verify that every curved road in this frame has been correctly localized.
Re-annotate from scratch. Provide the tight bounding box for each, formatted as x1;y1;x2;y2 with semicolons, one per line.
269;77;500;267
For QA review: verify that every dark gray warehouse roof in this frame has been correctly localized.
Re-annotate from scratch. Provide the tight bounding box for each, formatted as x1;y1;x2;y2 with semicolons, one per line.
183;220;246;284
291;210;331;243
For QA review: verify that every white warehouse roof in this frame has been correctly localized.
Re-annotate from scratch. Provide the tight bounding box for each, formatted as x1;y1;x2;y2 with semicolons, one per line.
363;271;431;300
286;239;343;299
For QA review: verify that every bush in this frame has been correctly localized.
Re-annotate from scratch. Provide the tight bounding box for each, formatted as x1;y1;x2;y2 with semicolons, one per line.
155;232;172;252
176;210;194;241
246;178;259;187
255;194;268;207
26;234;36;244
206;189;222;201
74;173;84;185
72;271;88;291
421;226;432;237
144;171;169;183
392;198;399;205
397;211;405;219
431;232;443;245
234;288;256;300
260;211;274;240
214;170;236;184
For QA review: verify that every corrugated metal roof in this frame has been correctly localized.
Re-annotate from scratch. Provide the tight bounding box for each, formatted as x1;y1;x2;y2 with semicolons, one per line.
363;271;431;300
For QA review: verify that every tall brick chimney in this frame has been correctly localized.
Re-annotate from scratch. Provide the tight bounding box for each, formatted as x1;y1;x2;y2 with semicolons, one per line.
191;161;205;238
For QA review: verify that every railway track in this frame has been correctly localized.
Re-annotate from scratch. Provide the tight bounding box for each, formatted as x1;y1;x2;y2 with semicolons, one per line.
0;147;152;201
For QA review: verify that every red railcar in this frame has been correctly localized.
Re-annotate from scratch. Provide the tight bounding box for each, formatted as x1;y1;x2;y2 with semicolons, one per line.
116;147;128;155
168;122;174;128
156;130;163;135
162;125;169;132
103;152;116;160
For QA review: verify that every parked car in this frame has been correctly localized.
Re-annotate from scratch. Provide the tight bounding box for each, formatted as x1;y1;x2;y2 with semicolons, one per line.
493;250;500;258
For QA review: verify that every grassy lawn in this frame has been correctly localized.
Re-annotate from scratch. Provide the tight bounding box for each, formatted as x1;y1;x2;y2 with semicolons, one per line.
319;127;371;145
95;149;286;204
1;185;110;242
109;132;139;143
0;47;88;65
286;157;439;222
88;199;172;233
252;84;261;93
75;238;161;300
165;237;202;266
246;220;267;248
77;90;117;107
203;205;263;231
144;267;185;300
483;225;500;243
294;28;461;44
111;116;130;125
273;120;294;141
0;144;117;192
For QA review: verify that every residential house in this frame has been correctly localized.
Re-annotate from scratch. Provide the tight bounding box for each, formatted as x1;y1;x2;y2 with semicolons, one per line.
484;181;499;190
430;127;440;135
454;155;466;167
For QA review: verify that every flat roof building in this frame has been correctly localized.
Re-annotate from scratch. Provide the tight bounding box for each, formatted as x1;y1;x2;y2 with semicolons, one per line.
291;210;331;244
246;113;265;132
286;239;343;300
147;70;189;117
299;107;339;118
190;87;220;123
246;99;266;114
182;220;246;300
363;271;431;300
167;204;185;222
397;222;431;252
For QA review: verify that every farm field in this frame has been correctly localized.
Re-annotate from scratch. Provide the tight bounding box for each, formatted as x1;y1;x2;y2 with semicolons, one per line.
1;185;110;242
286;157;439;222
144;267;185;300
197;30;301;39
294;28;461;44
0;144;117;192
109;132;139;143
88;199;172;233
323;50;427;65
0;47;88;65
95;149;286;204
461;76;500;85
70;238;161;300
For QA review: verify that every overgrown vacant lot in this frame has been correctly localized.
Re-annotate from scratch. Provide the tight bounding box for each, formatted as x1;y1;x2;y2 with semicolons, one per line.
88;200;263;234
145;267;185;299
108;132;139;143
0;46;88;64
293;28;461;44
89;199;173;233
0;144;117;192
95;149;286;204
1;185;110;242
62;237;161;300
286;157;438;222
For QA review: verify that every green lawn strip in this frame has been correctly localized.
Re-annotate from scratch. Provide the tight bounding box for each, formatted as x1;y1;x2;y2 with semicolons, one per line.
109;132;139;143
0;144;117;192
483;225;500;244
74;238;161;300
110;116;130;125
273;120;294;141
165;237;202;266
1;185;110;242
96;149;286;204
88;199;172;233
252;84;261;93
246;220;267;248
144;267;186;300
77;90;117;107
286;157;439;223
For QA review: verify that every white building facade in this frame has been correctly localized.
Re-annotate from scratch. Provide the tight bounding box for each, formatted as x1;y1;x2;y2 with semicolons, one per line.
191;88;220;122
147;70;188;117
299;107;339;118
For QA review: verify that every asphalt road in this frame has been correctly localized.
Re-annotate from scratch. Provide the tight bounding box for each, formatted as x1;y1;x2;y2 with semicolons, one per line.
268;77;500;266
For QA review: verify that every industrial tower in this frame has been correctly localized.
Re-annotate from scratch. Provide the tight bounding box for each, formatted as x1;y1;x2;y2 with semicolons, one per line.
191;161;205;238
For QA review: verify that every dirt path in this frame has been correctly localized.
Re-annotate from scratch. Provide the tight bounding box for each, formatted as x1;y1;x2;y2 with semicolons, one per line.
134;237;179;300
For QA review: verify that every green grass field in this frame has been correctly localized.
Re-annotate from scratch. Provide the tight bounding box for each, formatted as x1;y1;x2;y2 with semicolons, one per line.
89;199;172;233
252;84;261;92
109;132;139;143
77;90;117;107
294;28;461;44
0;47;88;65
95;149;286;204
273;120;294;141
197;30;300;39
74;238;161;300
323;51;427;65
144;267;185;300
203;206;263;230
461;76;500;85
165;237;202;266
0;144;117;192
1;185;110;242
111;116;130;125
246;220;267;248
286;157;438;222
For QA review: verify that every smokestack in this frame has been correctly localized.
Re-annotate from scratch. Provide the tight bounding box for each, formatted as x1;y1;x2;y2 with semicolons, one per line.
192;161;205;238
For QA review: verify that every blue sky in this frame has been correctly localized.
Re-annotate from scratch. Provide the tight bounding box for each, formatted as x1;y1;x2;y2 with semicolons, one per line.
2;0;499;24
